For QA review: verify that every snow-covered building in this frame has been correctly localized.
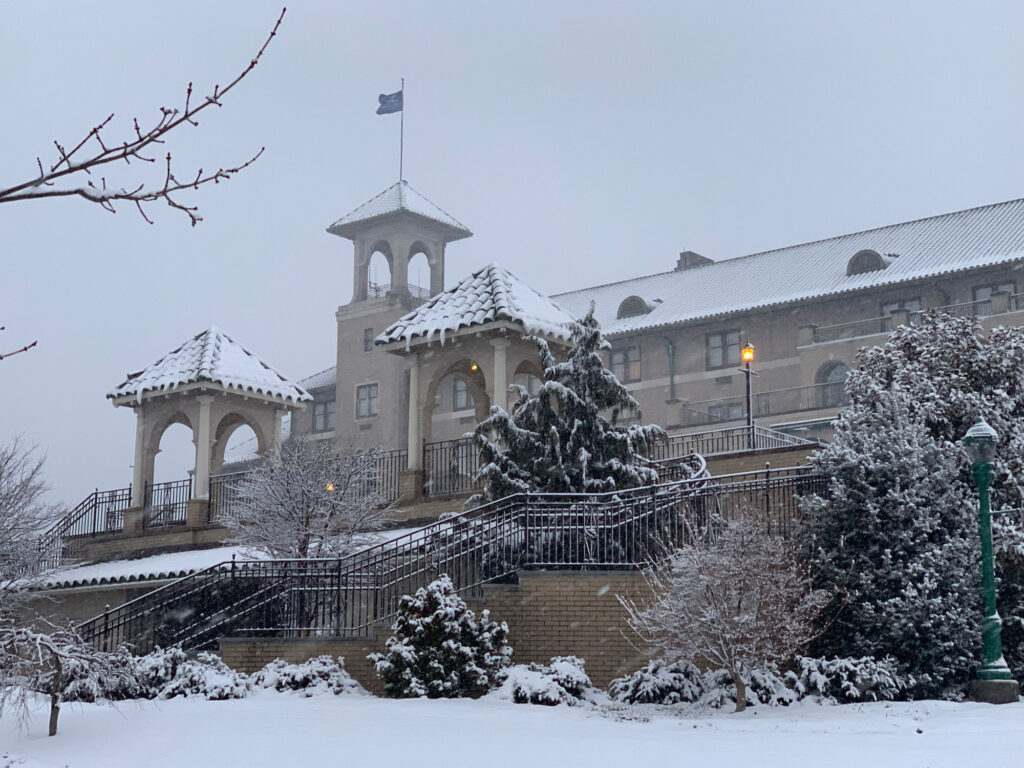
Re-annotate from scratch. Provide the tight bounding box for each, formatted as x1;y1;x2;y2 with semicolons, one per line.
294;186;1024;501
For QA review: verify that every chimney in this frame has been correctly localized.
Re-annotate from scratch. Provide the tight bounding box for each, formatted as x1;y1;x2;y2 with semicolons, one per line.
676;250;713;271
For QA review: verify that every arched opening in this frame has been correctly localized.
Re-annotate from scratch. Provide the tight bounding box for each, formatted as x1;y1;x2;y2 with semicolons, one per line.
513;360;544;399
846;249;889;276
151;418;194;485
424;360;489;443
617;295;653;319
212;413;266;475
816;361;850;408
368;242;393;298
408;246;430;300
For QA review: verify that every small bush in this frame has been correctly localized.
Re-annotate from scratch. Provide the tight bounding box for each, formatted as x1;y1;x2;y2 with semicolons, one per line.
159;652;251;700
252;656;364;697
135;646;188;697
609;660;704;705
371;575;512;698
62;646;146;702
496;656;594;706
699;665;794;709
786;656;911;703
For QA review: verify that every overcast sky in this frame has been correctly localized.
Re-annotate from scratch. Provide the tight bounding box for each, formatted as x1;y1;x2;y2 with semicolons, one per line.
1;0;1022;506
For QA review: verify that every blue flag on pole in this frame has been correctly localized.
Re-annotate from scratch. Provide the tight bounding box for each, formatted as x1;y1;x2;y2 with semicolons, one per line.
376;90;403;115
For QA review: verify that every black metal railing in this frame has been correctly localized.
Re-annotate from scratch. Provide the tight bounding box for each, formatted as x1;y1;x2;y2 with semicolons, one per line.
34;486;133;571
208;471;250;523
812;316;892;343
143;478;192;528
77;465;825;654
681;382;850;427
649;425;813;459
367;281;431;300
423;438;480;497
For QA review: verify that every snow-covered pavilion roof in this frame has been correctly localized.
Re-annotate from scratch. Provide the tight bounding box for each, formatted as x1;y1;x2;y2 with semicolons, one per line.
299;365;337;392
108;327;312;404
327;180;472;241
378;263;574;349
553;198;1024;335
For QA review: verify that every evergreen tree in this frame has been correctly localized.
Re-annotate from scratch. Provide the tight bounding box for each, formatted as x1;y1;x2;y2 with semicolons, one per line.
470;310;665;505
803;392;980;697
370;575;512;698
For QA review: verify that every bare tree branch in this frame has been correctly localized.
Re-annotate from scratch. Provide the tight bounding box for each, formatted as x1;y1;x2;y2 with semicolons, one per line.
0;7;286;227
0;327;38;361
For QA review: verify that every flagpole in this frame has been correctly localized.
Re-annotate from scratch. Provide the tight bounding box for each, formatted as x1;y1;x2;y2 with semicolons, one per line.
399;78;404;182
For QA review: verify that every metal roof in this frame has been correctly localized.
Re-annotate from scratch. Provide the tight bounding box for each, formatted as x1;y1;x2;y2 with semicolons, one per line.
552;198;1024;334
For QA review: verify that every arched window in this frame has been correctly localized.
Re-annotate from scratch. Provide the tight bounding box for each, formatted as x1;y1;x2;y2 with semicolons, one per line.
846;249;889;276
617;296;654;319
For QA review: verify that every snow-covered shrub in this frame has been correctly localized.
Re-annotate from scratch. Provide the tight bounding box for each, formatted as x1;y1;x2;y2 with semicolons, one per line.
786;656;911;703
699;665;794;709
495;656;595;706
371;574;512;698
61;646;146;702
252;656;364;696
134;646;187;697
609;659;704;704
159;652;250;700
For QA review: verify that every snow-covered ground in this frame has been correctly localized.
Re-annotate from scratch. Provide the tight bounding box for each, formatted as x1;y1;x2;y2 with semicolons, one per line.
1;695;1020;768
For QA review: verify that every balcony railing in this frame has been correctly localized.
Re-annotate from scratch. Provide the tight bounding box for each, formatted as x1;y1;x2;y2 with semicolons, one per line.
812;316;892;343
423;438;480;497
143;478;192;528
681;381;849;427
367;281;431;300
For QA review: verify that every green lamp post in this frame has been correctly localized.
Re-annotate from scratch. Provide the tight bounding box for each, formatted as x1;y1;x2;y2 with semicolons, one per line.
962;419;1019;703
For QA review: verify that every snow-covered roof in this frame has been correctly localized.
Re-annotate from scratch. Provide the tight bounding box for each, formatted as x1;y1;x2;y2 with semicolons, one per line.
378;263;575;349
553;198;1024;334
327;180;472;240
108;327;312;404
299;365;337;392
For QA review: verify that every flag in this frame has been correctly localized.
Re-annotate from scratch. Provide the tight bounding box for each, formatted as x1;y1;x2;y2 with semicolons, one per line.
376;90;403;115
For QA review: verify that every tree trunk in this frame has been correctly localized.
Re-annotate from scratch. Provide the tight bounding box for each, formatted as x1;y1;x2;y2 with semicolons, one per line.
730;668;747;713
48;693;60;736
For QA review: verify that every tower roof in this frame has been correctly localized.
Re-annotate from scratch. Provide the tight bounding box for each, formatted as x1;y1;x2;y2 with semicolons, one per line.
378;263;574;350
108;326;312;404
327;180;472;241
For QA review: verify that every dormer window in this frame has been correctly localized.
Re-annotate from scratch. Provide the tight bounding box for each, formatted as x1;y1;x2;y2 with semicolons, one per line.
617;296;656;319
847;249;891;276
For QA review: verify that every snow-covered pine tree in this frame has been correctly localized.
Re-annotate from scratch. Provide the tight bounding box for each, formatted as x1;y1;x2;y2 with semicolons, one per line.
370;574;512;698
803;391;980;697
470;309;665;505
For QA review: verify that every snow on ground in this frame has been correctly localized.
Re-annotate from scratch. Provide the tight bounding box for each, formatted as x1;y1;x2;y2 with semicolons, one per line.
1;695;1021;768
43;527;425;589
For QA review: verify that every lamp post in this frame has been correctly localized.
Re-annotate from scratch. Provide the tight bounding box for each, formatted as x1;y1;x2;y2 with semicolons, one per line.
740;343;755;448
962;418;1019;703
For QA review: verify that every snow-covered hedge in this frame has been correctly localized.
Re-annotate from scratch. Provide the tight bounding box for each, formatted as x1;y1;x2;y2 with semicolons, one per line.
494;656;595;706
159;652;251;700
62;646;148;702
251;656;364;697
785;656;911;703
609;660;704;705
698;665;795;709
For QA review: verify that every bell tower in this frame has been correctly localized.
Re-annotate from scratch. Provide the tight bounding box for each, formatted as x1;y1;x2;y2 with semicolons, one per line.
327;180;472;302
324;181;472;454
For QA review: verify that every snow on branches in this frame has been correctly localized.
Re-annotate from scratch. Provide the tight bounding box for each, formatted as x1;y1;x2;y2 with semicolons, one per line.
623;515;830;712
471;310;665;505
0;8;285;226
216;441;393;559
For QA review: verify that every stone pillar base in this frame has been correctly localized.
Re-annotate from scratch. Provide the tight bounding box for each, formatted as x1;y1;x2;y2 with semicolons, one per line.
186;498;211;528
969;679;1020;704
398;469;424;505
122;507;145;536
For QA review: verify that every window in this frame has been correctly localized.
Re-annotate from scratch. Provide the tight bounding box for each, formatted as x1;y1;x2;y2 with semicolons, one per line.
817;362;850;408
356;383;378;418
452;378;474;411
706;331;741;369
879;298;921;331
515;373;542;396
312;400;335;432
610;345;641;383
363;327;374;352
973;282;1016;317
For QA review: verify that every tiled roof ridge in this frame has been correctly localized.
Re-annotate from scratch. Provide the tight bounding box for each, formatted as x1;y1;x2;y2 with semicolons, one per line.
401;180;470;232
330;180;470;233
551;197;1024;299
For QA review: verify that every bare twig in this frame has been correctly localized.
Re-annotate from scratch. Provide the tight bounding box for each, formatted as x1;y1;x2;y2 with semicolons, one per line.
0;327;38;361
0;7;285;226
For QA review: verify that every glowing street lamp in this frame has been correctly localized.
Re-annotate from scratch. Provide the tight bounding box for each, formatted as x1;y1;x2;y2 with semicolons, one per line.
962;418;1019;703
740;343;755;447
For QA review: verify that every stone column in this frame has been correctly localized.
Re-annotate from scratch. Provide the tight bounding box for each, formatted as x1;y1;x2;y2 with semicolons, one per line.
407;353;422;470
390;237;410;295
131;408;147;508
271;409;286;458
429;241;445;297
491;337;510;412
193;395;215;500
353;240;369;302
